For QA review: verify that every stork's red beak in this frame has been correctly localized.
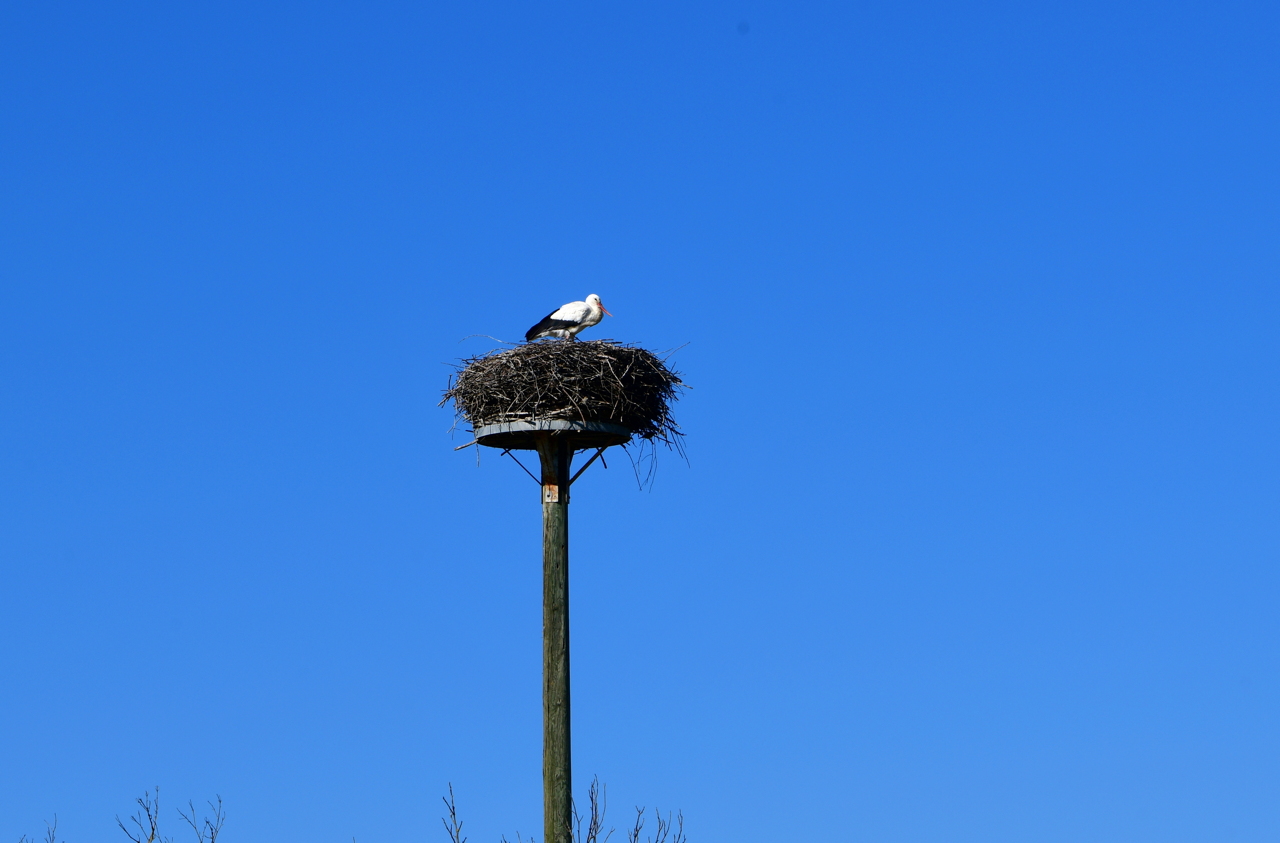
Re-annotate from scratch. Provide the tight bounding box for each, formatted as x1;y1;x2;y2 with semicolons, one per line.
600;304;613;316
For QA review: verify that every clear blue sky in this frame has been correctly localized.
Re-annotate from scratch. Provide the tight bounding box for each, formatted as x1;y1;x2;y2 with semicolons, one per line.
2;2;1278;840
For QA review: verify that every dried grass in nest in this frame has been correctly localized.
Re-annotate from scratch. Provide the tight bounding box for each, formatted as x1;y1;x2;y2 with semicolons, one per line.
441;339;686;450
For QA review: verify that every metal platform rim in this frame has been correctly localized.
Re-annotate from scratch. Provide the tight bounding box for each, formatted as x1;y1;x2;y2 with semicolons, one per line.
474;419;632;442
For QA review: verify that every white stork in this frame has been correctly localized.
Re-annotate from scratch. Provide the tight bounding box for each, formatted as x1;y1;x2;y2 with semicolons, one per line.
525;294;612;341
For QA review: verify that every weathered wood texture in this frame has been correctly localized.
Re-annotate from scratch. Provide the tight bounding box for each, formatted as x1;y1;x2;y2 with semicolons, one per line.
537;434;573;843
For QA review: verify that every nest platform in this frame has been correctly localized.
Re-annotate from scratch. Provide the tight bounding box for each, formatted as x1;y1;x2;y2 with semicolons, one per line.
441;339;684;452
471;419;632;451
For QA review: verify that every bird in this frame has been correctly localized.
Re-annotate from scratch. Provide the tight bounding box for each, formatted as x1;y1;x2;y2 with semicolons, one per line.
525;294;612;342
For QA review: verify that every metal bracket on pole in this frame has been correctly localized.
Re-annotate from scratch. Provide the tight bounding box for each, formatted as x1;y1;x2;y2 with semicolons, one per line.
568;447;608;486
501;449;542;485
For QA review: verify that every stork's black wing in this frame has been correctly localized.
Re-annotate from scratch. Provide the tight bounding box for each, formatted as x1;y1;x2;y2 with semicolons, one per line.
525;312;578;341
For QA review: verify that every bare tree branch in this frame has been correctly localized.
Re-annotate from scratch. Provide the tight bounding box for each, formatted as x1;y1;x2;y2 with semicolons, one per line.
178;796;225;843
571;777;613;843
18;815;60;843
117;788;171;843
445;780;683;843
441;783;466;843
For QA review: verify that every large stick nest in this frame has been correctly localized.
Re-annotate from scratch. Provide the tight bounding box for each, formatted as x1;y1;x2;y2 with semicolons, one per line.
441;339;686;448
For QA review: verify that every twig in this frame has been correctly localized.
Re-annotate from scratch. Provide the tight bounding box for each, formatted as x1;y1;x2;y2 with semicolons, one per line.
441;784;466;843
117;788;170;843
178;796;225;843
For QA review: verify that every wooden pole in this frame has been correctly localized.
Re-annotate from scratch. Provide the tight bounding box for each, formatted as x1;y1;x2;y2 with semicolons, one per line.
536;433;572;843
